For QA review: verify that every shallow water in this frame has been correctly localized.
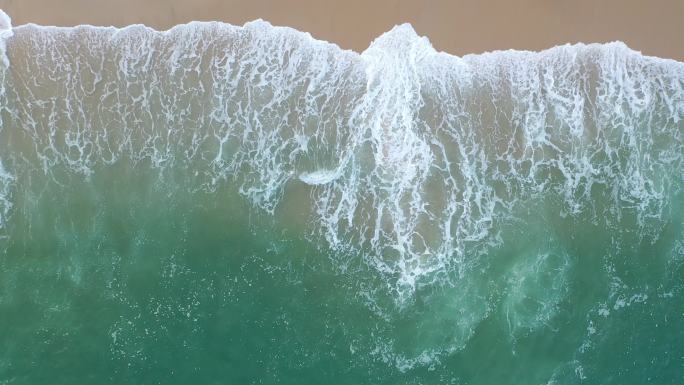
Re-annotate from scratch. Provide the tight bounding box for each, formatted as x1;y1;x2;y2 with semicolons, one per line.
0;18;683;385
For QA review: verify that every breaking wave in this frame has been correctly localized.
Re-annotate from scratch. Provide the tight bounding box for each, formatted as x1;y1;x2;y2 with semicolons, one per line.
0;15;683;379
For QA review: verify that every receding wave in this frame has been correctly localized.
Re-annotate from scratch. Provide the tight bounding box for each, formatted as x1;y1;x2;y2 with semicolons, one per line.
0;14;683;384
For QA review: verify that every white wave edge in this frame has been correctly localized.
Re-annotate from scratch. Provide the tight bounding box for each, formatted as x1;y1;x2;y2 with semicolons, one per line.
7;18;684;66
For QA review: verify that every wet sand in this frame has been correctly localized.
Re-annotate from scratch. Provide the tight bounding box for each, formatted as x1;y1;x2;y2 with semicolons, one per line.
0;0;682;61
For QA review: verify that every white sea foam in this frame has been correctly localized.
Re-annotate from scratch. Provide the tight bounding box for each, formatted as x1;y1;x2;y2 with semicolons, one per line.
0;9;11;34
0;10;10;67
298;168;342;185
0;16;682;306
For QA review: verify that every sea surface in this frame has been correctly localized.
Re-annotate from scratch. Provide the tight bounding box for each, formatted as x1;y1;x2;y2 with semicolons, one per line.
0;13;683;385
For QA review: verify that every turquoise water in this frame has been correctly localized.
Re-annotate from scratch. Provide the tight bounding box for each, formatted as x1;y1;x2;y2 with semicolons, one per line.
0;17;683;385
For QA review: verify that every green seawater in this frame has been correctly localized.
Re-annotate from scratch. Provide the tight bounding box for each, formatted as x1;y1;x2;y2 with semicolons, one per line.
0;20;683;385
2;165;681;384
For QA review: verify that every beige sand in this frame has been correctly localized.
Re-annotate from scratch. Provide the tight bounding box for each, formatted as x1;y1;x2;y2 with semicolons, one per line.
0;0;682;61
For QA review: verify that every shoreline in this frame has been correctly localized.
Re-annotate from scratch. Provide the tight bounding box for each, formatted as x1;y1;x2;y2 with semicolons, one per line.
8;21;684;66
1;0;683;62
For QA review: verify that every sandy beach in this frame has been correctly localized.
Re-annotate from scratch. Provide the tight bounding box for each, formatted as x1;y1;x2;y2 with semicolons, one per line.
0;0;682;61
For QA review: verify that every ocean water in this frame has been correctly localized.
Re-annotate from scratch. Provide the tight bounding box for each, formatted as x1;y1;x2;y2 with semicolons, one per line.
0;12;683;385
